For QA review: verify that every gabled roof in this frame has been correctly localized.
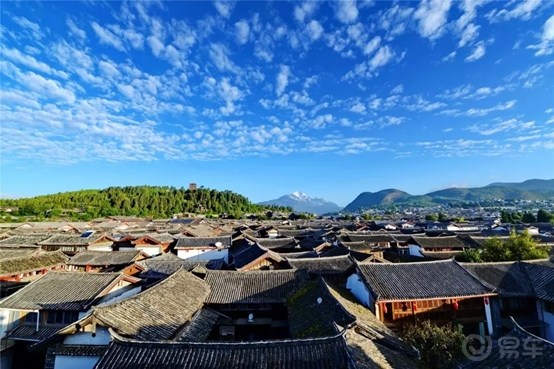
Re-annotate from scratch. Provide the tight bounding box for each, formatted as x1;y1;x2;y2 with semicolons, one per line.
94;333;353;369
409;236;470;249
288;255;354;275
0;234;52;246
0;247;39;260
0;250;69;277
255;237;298;250
232;244;284;271
205;269;309;304
68;250;144;267
38;233;110;246
136;253;206;279
93;269;209;341
460;262;534;297
522;262;554;303
174;236;231;249
356;259;494;301
177;308;221;342
0;271;123;311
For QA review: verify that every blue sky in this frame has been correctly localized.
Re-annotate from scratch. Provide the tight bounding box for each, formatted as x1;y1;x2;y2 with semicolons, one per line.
1;0;553;206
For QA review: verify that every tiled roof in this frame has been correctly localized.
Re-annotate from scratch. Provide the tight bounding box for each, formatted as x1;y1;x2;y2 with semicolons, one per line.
461;262;534;297
410;236;470;249
0;247;39;259
8;325;61;342
287;279;354;339
357;259;494;301
94;334;353;369
38;233;104;246
174;236;231;248
93;269;209;341
288;255;354;275
68;250;142;266
345;234;395;243
0;271;121;311
0;251;69;276
255;237;298;250
177;308;221;342
0;234;51;245
51;344;108;356
136;253;207;279
205;269;309;304
522;262;554;303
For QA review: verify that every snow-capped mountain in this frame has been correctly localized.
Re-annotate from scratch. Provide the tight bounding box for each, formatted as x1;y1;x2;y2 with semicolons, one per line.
260;192;342;215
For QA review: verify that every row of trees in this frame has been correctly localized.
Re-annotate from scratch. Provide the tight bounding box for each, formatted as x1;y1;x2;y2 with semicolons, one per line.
456;230;549;262
500;209;554;224
0;186;291;220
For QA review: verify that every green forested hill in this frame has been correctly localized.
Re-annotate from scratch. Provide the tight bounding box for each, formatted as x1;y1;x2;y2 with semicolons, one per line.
0;186;289;220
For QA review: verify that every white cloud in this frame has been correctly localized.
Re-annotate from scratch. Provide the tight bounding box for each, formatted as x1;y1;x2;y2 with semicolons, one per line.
306;20;324;41
66;18;86;41
147;35;165;57
214;1;234;18
442;51;457;62
209;43;240;74
458;23;480;47
440;100;517;117
390;84;404;94
235;20;250;45
98;60;121;79
91;22;126;51
294;1;318;22
363;36;381;55
468;118;535;136
370;45;394;70
350;102;366;113
2;48;68;79
218;78;243;115
528;15;554;56
19;71;76;104
465;41;486;62
336;1;359;24
276;65;291;96
414;0;452;40
12;16;43;40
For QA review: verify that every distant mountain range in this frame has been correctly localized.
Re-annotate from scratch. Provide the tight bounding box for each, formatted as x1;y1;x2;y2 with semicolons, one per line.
259;192;342;215
342;179;554;212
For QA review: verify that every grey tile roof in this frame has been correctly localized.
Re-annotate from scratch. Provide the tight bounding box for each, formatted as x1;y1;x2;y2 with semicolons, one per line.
205;269;309;304
255;237;298;250
177;308;221;342
0;271;121;311
93;269;209;341
357;259;494;301
0;251;69;277
7;325;61;342
410;235;470;249
287;279;355;339
0;234;52;245
136;253;207;279
288;255;355;275
68;250;143;266
38;233;104;246
461;262;535;297
94;334;353;369
522;262;554;303
0;247;39;259
174;236;231;248
51;344;108;356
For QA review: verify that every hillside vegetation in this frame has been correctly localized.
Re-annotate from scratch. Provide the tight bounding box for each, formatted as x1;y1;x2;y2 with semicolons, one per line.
0;186;289;220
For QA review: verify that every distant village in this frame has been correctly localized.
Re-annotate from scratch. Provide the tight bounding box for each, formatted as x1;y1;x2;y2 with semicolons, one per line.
0;214;553;369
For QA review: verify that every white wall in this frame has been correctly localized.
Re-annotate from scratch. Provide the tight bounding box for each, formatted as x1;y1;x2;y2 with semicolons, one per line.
95;285;141;309
136;246;162;256
86;245;113;252
540;301;554;341
63;327;111;345
54;355;100;369
0;309;21;339
177;249;228;263
346;273;373;310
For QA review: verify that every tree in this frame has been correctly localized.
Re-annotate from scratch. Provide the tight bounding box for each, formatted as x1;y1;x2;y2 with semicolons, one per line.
481;237;512;262
506;230;547;261
438;213;448;222
400;320;465;369
425;214;438;221
455;249;482;262
537;209;553;223
521;212;536;223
